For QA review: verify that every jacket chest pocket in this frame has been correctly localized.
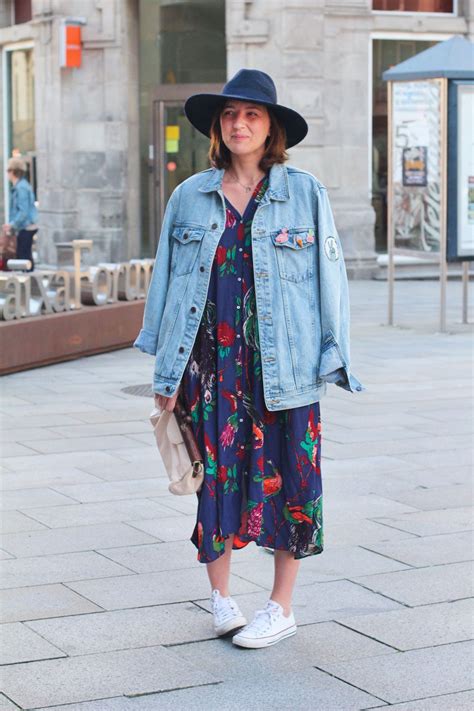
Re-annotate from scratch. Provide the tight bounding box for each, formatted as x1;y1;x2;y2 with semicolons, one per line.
170;226;205;276
271;228;316;282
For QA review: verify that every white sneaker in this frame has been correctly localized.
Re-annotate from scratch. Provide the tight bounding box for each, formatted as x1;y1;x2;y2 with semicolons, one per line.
211;588;247;636
232;599;297;648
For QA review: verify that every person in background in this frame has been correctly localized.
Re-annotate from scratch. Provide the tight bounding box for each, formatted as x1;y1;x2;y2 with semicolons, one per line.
3;157;38;271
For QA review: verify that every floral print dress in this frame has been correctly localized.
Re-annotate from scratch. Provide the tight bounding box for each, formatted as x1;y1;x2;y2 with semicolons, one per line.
181;174;323;564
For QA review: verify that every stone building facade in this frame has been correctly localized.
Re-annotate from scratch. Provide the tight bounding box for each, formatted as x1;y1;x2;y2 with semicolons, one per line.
1;0;473;275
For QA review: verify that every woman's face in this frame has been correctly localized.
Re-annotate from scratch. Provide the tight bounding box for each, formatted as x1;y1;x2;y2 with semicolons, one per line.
219;100;271;160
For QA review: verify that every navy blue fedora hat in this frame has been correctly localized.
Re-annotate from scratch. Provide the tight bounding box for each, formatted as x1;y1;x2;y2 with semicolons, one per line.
184;69;308;149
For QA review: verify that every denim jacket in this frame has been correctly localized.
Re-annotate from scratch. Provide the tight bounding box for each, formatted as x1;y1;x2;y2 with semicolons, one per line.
134;163;366;410
9;177;38;232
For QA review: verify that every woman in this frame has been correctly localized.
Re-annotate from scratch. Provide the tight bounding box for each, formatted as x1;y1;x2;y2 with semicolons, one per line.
3;157;38;271
135;69;365;649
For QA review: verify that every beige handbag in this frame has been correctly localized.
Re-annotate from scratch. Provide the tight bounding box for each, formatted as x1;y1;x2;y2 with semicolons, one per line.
149;397;204;495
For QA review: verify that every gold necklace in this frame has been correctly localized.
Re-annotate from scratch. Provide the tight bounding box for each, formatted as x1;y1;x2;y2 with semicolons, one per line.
226;170;263;193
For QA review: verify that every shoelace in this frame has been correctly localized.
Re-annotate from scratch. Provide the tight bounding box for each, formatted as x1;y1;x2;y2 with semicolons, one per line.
245;607;279;634
212;594;240;624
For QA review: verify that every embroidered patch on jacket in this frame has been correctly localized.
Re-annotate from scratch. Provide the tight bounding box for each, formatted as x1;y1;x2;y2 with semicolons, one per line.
324;236;339;261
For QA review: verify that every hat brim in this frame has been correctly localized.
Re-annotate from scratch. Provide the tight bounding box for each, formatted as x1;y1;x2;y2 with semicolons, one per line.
184;93;308;149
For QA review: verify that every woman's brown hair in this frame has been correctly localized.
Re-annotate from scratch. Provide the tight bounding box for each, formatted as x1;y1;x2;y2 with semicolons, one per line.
208;104;289;172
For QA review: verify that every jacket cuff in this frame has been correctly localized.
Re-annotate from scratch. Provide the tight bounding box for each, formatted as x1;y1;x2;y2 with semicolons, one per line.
319;337;366;393
133;328;157;355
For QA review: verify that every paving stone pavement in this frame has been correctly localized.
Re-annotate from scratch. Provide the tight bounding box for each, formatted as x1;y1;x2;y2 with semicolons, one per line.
0;279;473;710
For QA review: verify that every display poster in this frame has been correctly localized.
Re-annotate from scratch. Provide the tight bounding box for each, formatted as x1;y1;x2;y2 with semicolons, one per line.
392;80;442;253
402;146;427;186
457;84;474;256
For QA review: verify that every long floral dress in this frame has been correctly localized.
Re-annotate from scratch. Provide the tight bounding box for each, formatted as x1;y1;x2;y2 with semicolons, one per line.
181;174;323;564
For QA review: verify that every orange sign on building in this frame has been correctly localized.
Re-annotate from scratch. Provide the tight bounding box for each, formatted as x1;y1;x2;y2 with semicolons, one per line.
59;21;82;68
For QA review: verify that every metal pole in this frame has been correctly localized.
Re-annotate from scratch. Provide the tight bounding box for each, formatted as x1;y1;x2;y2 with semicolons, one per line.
462;261;469;324
439;78;448;333
387;81;394;326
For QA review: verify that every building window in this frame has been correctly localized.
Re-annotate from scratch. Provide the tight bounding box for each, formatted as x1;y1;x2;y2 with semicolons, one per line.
2;45;36;222
373;1;454;11
14;0;32;24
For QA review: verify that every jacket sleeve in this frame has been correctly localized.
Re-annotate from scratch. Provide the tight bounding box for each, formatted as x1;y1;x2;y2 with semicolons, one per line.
133;189;178;355
315;184;366;393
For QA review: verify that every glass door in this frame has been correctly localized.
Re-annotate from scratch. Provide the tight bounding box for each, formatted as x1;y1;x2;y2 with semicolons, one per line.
150;83;222;251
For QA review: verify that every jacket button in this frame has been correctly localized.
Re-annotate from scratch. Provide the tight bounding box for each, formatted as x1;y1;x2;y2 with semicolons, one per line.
211;223;218;229
165;386;171;392
179;346;184;353
200;265;205;272
190;306;197;313
183;232;189;240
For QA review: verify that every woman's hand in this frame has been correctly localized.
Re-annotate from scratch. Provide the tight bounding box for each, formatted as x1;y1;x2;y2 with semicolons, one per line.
154;385;181;412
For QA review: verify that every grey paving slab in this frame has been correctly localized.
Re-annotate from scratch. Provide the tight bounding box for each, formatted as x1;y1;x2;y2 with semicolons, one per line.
169;620;395;676
0;510;47;534
51;477;170;502
382;690;474;710
0;467;102;491
67;409;151;425
0;487;78;510
315;640;474;704
196;578;405;625
26;602;215;654
0;646;220;710
83;463;164;482
381;483;473;511
321;455;421;476
336;598;474;651
323;519;417;546
348;561;473;606
324;493;420;521
20;499;179;528
324;424;433;444
66;566;263;610
0;694;21;711
0;584;102;623
1;427;63;442
125;432;155;446
323;434;474;460
150;495;199;515
18;434;146;454
391;448;474;469
372;506;473;536
0;441;38;457
231;544;411;589
0;551;133;589
0;522;159;558
0;413;89;430
97;539;203;573
33;669;384;711
126;514;198;542
363;531;473;567
0;622;67;665
48;421;150;438
2;450;123;473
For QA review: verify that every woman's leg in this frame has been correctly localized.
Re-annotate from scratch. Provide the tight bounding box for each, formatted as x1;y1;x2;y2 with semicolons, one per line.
270;550;300;617
206;533;234;596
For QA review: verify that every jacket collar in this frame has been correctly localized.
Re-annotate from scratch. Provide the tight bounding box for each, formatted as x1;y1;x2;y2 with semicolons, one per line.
199;163;289;201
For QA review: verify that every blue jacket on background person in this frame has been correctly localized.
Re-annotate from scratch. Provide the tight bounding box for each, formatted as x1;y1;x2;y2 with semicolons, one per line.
9;176;38;232
134;162;366;411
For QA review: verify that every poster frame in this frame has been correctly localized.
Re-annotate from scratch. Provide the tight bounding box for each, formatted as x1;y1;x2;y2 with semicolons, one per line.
447;79;474;262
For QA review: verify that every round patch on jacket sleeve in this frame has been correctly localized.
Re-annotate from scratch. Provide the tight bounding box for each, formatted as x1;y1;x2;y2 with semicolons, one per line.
324;236;339;261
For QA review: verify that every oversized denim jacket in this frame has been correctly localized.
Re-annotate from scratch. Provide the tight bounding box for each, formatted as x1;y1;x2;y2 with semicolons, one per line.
134;163;366;410
9;177;38;232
